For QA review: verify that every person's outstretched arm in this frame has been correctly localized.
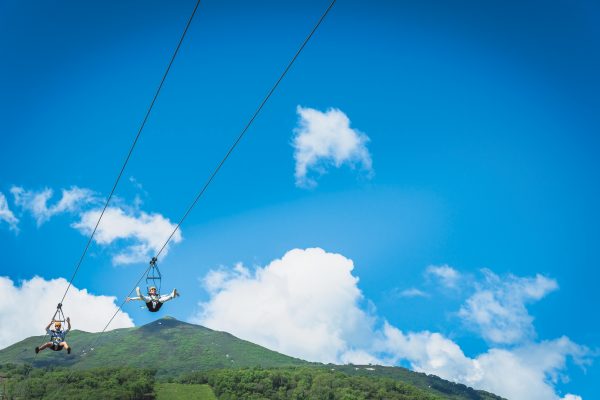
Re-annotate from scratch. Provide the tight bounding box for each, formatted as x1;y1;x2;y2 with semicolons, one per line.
66;317;71;332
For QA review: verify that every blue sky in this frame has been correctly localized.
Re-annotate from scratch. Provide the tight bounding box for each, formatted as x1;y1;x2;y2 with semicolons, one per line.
1;0;598;398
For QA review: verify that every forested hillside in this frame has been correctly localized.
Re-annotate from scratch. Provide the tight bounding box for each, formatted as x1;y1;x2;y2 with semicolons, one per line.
0;318;504;399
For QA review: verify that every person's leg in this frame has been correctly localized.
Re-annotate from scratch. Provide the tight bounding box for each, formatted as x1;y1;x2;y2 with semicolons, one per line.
35;342;52;353
159;289;179;303
61;341;71;354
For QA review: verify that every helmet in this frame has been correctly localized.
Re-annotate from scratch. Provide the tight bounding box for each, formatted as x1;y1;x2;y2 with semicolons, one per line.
149;286;157;291
54;321;62;327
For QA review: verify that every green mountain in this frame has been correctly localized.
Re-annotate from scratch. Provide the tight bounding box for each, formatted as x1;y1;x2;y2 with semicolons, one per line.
0;317;305;377
0;317;503;400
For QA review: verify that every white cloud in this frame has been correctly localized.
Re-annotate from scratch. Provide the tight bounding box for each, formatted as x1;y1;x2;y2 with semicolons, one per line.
0;192;19;232
426;264;460;288
292;106;373;188
202;263;250;295
11;186;97;225
192;248;588;400
10;184;181;265
458;269;558;345
562;395;583;400
192;248;375;364
0;276;134;350
378;324;588;400
72;207;182;265
377;323;479;383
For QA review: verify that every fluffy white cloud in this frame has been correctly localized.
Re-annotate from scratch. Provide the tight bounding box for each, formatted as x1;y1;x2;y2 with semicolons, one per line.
72;207;182;265
10;184;181;265
378;324;588;400
0;276;134;350
11;186;97;225
192;248;375;364
192;248;587;400
0;192;19;232
426;264;460;288
377;323;480;383
458;269;558;345
292;106;373;188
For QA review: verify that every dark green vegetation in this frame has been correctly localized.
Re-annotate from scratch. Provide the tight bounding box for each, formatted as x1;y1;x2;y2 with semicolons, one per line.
333;365;504;400
179;367;442;399
0;364;154;399
0;365;502;400
0;317;504;399
179;367;503;400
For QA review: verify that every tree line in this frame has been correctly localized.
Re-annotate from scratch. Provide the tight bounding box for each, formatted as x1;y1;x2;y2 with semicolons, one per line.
178;367;443;400
0;364;495;399
0;364;154;399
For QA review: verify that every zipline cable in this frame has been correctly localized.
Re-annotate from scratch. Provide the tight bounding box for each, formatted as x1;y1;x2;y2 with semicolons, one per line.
89;0;338;349
60;264;153;387
155;0;338;260
57;0;203;307
80;263;153;357
25;0;203;380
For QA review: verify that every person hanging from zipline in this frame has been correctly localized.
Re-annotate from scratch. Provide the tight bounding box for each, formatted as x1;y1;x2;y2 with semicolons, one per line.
127;257;179;312
35;317;72;354
126;286;179;312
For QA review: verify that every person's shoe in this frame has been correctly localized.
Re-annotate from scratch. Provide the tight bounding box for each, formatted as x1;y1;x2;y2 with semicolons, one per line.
67;347;71;354
35;347;40;354
173;289;179;297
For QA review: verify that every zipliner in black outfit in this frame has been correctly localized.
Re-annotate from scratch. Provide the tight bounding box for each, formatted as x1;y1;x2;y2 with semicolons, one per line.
127;286;179;312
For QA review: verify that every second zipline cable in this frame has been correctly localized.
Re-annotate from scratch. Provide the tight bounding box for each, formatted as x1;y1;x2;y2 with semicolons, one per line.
90;0;338;348
57;0;203;307
27;0;204;386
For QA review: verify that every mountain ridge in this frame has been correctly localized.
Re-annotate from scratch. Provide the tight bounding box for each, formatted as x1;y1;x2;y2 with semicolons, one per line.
0;317;504;400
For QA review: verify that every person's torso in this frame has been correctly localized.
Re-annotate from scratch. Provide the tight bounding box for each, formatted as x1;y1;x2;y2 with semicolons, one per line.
50;329;66;342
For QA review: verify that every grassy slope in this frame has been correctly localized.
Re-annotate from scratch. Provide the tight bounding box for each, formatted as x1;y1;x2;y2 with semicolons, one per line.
156;383;217;400
0;317;504;399
0;317;307;377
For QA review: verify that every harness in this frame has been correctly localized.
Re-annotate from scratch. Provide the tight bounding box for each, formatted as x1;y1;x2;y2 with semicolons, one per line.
145;295;163;312
37;303;70;354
